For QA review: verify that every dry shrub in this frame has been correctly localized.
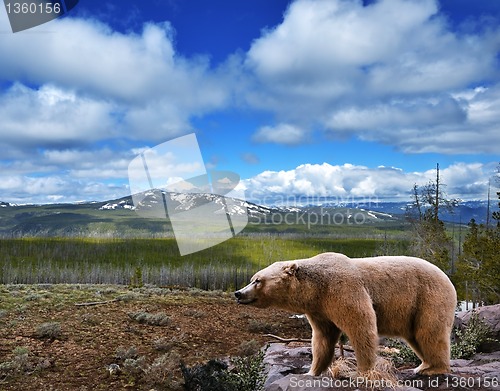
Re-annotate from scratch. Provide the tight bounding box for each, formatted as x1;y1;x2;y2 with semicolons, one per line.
329;356;398;388
237;339;261;357
128;311;171;326
35;322;62;339
329;357;357;379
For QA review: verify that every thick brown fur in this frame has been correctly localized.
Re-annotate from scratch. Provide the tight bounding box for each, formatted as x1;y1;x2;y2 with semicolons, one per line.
234;252;456;377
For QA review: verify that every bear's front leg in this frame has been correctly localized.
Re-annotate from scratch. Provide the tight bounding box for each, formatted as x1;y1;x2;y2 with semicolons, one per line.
337;299;378;373
306;315;341;376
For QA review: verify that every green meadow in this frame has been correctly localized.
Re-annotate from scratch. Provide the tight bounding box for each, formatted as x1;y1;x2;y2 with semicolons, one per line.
0;235;409;290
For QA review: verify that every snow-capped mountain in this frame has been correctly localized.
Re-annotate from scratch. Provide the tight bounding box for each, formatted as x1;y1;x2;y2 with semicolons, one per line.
99;190;275;217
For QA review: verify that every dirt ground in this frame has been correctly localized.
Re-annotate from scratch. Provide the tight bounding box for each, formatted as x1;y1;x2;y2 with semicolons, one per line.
0;284;311;391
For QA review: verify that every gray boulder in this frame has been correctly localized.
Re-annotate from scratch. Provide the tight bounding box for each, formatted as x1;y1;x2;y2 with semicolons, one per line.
455;304;500;352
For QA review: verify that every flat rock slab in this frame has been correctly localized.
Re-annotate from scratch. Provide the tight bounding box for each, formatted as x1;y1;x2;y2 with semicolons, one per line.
263;343;500;391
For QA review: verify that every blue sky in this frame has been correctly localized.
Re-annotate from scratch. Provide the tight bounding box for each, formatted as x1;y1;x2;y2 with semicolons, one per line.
0;0;499;205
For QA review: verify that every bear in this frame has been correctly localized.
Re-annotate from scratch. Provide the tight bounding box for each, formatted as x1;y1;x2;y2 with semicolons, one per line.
234;252;457;377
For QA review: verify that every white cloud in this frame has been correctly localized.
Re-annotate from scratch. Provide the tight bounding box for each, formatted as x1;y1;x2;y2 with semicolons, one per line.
252;123;308;145
0;0;498;204
0;84;116;146
0;14;227;103
242;162;496;205
247;0;438;79
0;12;230;147
245;0;500;153
0;174;128;204
1;0;498;155
0;146;134;203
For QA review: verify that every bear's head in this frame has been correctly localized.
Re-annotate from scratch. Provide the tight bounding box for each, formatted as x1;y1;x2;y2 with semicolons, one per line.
234;261;299;309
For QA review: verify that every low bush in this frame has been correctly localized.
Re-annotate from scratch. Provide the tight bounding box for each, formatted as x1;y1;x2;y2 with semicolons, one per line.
113;348;182;390
381;339;420;367
143;352;181;388
0;346;51;380
451;311;494;359
181;348;267;391
35;322;62;340
247;319;278;334
128;311;171;326
237;339;261;357
153;334;187;352
115;346;139;361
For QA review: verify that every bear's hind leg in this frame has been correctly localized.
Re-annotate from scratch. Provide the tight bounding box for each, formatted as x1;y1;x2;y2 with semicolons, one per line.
412;324;451;375
306;316;341;376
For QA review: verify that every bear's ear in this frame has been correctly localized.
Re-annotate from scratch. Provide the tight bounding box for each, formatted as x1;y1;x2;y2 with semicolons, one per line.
283;262;298;276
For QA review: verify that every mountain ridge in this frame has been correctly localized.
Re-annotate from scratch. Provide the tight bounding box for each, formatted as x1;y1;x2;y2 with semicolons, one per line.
0;192;493;237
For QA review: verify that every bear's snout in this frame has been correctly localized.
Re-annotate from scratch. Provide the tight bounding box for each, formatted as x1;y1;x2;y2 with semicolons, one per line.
234;286;256;305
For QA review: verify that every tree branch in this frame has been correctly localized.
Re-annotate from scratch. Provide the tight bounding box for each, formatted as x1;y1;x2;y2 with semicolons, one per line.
74;299;119;307
263;334;354;352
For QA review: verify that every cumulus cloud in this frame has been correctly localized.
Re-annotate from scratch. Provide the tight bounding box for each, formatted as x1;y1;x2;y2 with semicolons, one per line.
0;83;116;147
0;146;137;203
0;0;497;204
0;11;230;147
252;123;308;145
0;173;128;204
241;162;496;205
0;13;226;103
2;0;498;154
245;0;500;153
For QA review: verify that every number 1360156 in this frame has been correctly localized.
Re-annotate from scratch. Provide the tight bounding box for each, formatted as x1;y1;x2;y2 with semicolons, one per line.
5;2;61;14
445;376;499;388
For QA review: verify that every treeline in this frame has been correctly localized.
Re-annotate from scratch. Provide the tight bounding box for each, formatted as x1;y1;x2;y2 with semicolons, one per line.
406;163;500;305
454;217;500;304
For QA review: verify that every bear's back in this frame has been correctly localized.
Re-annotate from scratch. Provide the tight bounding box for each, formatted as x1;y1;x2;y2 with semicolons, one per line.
300;253;456;338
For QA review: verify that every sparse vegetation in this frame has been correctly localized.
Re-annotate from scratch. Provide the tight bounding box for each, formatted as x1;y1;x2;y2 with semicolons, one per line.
128;310;171;326
0;283;309;390
152;334;187;352
0;346;52;381
247;318;279;334
451;311;495;359
237;339;261;357
181;349;267;391
35;322;62;340
115;346;139;361
381;339;420;367
115;350;182;389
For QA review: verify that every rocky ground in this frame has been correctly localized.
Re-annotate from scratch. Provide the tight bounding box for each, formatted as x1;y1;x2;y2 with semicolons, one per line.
2;285;500;391
263;343;500;390
0;284;311;390
264;304;500;391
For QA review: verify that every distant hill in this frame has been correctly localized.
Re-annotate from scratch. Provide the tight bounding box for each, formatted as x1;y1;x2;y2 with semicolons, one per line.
317;200;492;225
0;192;493;237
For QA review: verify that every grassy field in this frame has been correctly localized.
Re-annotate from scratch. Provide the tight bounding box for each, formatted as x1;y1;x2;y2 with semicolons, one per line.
0;235;410;289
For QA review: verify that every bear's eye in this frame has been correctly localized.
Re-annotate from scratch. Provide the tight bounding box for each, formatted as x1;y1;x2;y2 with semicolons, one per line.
254;278;261;285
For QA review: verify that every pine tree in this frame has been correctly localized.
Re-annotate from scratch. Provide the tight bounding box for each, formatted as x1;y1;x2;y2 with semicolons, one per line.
406;164;456;273
454;168;500;304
